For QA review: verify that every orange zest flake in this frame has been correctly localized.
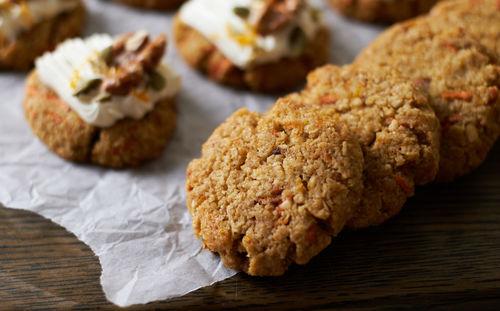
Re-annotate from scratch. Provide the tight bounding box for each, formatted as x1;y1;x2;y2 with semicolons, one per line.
442;90;473;101
131;89;150;102
226;23;256;46
70;69;80;90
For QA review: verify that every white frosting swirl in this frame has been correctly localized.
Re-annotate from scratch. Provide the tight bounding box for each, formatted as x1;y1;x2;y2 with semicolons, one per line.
35;34;181;128
179;0;322;69
0;0;80;43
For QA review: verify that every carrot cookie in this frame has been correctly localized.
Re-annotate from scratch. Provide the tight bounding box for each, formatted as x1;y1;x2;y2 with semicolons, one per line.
0;0;85;70
113;0;185;11
174;0;328;93
328;0;439;23
429;0;500;62
356;18;500;182
24;31;181;168
302;64;440;230
186;94;364;275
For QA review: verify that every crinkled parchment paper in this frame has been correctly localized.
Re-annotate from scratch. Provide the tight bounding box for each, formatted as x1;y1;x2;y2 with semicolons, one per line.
0;0;383;307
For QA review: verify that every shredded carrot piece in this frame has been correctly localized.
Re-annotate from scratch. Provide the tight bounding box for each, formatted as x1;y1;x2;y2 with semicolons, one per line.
443;42;457;53
395;176;412;194
488;87;499;104
319;94;338;106
442;90;473;101
306;225;318;244
25;85;69;110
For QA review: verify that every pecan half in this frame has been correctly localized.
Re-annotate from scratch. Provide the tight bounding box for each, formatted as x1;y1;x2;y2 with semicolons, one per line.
102;33;167;96
255;0;305;36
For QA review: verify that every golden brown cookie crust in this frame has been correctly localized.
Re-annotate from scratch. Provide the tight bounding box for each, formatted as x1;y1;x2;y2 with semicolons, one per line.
173;15;329;93
0;0;85;71
23;70;178;168
302;64;440;229
430;0;500;63
356;17;500;182
113;0;185;10
186;95;364;275
328;0;439;23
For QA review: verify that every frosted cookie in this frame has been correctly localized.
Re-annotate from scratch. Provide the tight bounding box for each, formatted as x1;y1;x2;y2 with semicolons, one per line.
0;0;85;70
24;31;181;168
174;0;328;93
113;0;185;11
302;64;440;229
356;18;500;182
430;0;500;62
328;0;439;23
186;94;364;275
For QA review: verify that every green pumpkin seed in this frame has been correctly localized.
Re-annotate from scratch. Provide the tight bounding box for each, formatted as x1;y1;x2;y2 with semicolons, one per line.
147;71;166;91
310;7;320;23
289;26;307;56
233;6;250;19
94;92;112;103
73;78;102;96
101;46;113;66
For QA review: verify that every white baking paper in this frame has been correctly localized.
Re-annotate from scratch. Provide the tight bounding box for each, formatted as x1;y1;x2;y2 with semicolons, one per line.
0;0;383;307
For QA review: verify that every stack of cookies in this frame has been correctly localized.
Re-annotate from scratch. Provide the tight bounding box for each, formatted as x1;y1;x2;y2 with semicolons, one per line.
186;0;500;275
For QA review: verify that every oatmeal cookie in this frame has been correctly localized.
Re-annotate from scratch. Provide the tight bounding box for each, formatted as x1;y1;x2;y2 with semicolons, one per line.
186;95;364;275
356;18;500;182
328;0;439;23
24;71;178;168
113;0;185;10
430;0;500;62
173;15;329;93
0;1;85;71
302;64;440;229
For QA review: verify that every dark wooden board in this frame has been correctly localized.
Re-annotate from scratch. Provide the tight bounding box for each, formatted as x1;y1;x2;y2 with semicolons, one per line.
2;143;500;310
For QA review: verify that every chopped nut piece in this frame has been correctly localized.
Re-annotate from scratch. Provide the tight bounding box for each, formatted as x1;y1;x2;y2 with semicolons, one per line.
255;0;305;36
125;30;149;52
102;33;167;96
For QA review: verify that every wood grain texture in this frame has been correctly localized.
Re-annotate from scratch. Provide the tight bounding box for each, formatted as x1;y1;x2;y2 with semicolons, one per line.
1;143;500;310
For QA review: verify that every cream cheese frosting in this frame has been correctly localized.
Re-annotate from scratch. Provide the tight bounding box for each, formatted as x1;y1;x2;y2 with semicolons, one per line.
179;0;322;69
0;0;80;43
35;34;181;128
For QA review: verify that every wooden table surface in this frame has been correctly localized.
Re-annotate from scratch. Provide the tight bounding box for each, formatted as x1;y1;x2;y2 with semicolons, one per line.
1;143;500;311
